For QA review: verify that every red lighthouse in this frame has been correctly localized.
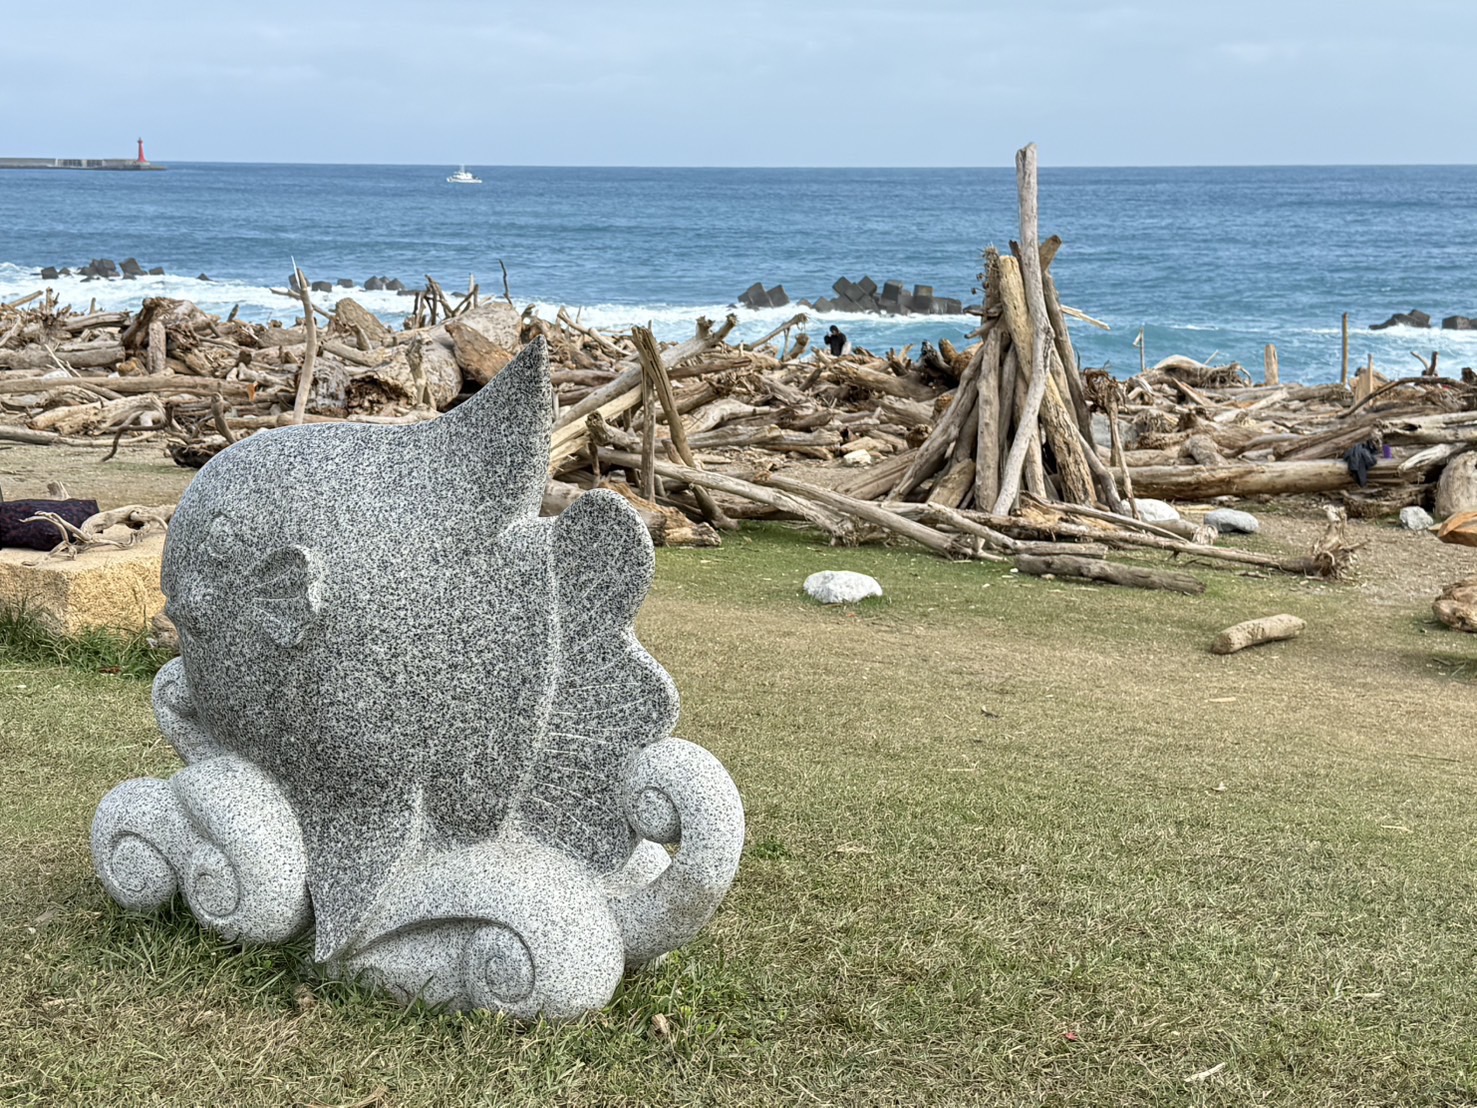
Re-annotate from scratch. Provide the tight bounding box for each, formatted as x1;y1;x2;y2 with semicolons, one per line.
136;137;148;165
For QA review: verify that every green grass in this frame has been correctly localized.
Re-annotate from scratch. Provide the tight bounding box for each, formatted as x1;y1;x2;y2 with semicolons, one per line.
0;606;175;681
3;526;1477;1105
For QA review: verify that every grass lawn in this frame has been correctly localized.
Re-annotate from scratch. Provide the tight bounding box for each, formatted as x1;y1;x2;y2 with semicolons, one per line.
2;524;1477;1105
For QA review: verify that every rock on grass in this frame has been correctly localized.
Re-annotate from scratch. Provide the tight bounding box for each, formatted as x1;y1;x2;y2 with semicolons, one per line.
804;570;882;604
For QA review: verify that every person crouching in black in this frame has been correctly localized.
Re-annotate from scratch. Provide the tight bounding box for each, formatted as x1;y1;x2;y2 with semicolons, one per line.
824;325;848;356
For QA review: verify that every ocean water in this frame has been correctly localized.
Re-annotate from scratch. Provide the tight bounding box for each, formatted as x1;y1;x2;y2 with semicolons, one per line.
3;163;1477;384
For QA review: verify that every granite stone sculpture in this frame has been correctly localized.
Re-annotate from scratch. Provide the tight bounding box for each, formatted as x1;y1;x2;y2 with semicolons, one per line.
90;338;744;1018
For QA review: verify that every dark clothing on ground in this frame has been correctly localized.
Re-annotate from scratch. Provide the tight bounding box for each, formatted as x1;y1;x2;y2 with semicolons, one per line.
1343;441;1379;488
0;498;100;550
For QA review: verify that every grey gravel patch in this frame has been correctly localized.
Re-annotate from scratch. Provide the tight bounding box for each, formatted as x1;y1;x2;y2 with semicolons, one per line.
805;570;883;604
89;338;744;1019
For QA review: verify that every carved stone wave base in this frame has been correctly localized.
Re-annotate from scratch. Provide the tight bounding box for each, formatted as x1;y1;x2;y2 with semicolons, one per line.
89;339;744;1019
93;732;742;1017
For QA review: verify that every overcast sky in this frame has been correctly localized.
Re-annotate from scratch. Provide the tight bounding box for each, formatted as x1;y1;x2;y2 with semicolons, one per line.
2;0;1471;166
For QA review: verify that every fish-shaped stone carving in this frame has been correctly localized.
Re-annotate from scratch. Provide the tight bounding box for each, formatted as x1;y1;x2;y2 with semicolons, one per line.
91;338;744;1017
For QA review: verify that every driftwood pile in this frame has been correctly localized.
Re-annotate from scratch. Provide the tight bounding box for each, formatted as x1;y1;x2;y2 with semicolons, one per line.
6;147;1477;591
0;270;520;459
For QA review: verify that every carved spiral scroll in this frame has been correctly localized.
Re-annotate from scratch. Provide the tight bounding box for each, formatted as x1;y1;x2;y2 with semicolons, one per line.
462;923;537;1009
612;738;745;967
92;777;189;912
336;837;627;1019
90;756;311;944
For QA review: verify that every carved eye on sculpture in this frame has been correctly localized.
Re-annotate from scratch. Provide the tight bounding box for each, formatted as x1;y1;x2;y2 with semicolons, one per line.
461;923;536;1008
201;513;243;566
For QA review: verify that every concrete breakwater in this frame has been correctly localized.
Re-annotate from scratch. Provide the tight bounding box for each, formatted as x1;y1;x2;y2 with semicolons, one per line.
0;156;165;171
1370;308;1477;331
739;276;972;316
37;258;170;281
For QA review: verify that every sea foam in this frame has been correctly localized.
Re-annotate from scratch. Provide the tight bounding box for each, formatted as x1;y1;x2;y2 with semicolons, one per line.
527;299;977;346
0;264;974;351
0;263;412;325
8;258;1477;381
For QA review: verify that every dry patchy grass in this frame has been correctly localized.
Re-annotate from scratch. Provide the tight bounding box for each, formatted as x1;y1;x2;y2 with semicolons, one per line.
2;524;1477;1105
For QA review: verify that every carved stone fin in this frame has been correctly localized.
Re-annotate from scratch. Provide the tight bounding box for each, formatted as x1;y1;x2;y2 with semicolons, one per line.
249;546;324;648
440;336;553;521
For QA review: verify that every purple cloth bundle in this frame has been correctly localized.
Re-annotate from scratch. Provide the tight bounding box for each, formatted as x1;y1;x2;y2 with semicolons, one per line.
0;499;101;550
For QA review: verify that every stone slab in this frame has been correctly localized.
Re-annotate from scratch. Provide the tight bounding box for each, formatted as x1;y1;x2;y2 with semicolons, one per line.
0;534;165;635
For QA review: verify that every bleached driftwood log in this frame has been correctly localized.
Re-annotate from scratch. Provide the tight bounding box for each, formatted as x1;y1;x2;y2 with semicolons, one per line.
1210;614;1307;654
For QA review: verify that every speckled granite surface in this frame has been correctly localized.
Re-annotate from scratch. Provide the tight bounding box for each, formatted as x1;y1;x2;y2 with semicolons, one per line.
90;338;744;1018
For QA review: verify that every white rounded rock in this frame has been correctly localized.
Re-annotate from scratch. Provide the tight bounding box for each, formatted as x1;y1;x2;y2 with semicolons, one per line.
1205;508;1260;534
1400;506;1435;530
1133;498;1180;523
804;570;883;604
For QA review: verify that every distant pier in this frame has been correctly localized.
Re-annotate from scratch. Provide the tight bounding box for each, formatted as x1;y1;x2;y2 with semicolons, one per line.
0;139;166;171
0;157;166;172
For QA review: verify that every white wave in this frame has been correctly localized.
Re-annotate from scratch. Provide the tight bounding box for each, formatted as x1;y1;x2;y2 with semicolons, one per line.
0;262;417;325
1237;322;1477;343
0;263;981;350
530;301;740;332
1358;322;1477;343
9;258;1474;376
528;300;978;344
0;264;976;356
1137;317;1477;348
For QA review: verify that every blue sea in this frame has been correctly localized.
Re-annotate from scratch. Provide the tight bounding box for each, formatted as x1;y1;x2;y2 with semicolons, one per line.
3;163;1477;384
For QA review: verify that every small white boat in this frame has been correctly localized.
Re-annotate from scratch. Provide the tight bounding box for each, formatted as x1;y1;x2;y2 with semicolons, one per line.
447;166;482;184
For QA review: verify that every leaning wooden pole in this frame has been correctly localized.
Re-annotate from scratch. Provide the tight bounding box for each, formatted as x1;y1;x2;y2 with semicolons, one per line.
993;143;1056;515
1105;387;1136;513
291;267;318;425
1042;267;1091;439
639;359;657;501
632;325;735;530
1341;312;1350;386
972;327;1004;509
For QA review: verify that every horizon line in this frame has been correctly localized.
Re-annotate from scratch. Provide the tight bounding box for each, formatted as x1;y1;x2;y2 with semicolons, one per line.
20;158;1477;171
